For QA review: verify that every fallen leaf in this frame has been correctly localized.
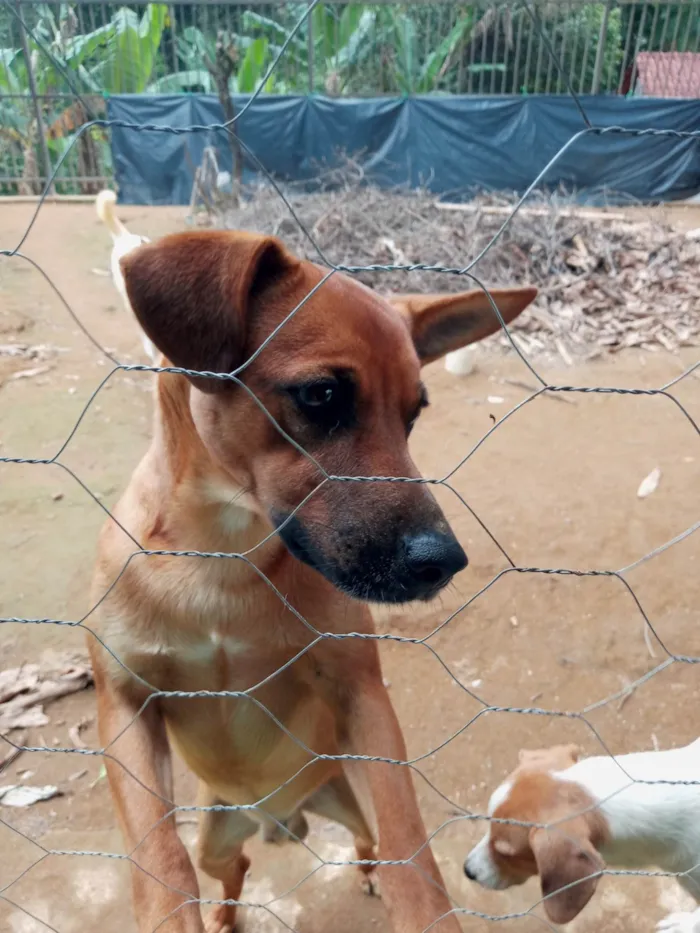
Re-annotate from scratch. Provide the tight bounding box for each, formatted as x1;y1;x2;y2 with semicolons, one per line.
637;467;661;499
0;784;61;807
0;707;49;731
0;344;29;357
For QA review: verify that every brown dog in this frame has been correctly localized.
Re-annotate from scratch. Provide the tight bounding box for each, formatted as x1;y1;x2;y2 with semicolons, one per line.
89;229;537;933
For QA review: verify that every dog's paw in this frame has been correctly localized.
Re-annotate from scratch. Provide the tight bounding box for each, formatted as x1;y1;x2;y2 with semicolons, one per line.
361;871;381;898
657;910;700;933
261;811;309;845
204;904;237;933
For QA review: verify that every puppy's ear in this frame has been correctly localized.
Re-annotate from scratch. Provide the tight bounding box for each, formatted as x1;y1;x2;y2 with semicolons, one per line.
519;745;583;770
389;287;537;366
530;826;603;924
120;230;298;390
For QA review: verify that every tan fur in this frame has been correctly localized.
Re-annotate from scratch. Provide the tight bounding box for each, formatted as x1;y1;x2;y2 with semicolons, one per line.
90;229;537;932
517;744;582;772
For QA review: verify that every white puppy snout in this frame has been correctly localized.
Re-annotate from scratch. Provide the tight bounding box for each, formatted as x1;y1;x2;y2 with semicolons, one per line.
464;835;509;890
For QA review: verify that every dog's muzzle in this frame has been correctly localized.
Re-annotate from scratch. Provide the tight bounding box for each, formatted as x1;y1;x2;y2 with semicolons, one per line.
464;837;514;891
273;514;467;604
401;531;467;598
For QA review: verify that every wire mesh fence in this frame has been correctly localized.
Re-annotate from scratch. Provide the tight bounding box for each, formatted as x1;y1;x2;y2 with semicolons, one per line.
1;0;700;193
1;0;700;931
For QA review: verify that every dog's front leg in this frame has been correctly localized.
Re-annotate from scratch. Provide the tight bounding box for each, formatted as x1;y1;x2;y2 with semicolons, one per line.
92;653;203;933
341;653;461;933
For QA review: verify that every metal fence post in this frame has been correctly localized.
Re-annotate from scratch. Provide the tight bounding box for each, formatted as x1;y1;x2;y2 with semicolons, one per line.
307;6;314;93
591;0;613;94
16;0;55;194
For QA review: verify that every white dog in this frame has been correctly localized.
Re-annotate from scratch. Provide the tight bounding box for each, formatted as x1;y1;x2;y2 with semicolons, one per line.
464;741;700;931
444;347;476;376
95;189;155;362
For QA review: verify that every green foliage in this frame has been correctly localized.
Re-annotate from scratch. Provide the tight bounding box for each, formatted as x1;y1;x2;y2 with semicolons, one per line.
2;1;687;106
621;1;699;54
237;37;271;93
0;3;171;98
97;4;169;92
148;68;214;93
1;0;696;193
504;3;623;94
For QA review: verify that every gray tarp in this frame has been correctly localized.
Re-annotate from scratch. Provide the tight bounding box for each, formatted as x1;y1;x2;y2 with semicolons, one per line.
107;94;700;206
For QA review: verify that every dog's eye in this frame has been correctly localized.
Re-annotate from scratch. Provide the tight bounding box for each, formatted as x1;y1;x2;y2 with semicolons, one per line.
287;375;356;435
297;382;335;408
407;384;429;436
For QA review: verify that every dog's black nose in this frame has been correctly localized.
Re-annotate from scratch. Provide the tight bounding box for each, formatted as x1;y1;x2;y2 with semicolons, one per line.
403;531;467;597
464;860;477;881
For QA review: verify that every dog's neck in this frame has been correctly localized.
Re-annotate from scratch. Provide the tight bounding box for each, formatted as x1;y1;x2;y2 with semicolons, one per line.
144;371;273;560
554;741;700;871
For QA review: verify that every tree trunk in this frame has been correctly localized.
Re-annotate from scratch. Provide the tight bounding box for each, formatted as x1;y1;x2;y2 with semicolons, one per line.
18;123;41;196
206;36;243;206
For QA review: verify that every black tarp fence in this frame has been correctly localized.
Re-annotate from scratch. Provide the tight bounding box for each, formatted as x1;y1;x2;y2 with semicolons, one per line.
108;94;700;206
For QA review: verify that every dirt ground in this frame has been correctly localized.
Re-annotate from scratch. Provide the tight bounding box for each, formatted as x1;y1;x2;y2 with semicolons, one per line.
0;201;698;933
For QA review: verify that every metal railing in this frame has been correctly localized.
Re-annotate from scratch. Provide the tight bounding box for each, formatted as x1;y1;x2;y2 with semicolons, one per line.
1;0;699;194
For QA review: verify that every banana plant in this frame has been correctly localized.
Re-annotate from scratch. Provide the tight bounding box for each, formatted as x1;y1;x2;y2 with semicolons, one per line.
0;3;169;191
169;25;274;94
241;2;507;96
312;4;379;93
8;3;170;95
90;4;169;93
380;5;512;94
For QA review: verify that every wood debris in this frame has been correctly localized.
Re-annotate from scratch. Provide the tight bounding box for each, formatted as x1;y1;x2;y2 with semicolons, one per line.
0;343;66;361
220;175;700;360
0;742;24;773
9;364;54;381
68;717;92;749
0;662;93;733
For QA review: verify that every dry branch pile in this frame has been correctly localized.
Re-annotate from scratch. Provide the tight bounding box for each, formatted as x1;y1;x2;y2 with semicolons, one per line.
219;176;700;361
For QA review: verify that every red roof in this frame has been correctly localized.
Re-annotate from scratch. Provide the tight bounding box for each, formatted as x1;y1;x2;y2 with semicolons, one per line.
634;52;700;98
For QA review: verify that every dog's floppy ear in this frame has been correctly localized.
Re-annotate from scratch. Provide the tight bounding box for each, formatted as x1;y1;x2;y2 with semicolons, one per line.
530;826;603;924
389;288;537;366
562;743;583;765
519;744;582;769
120;230;298;390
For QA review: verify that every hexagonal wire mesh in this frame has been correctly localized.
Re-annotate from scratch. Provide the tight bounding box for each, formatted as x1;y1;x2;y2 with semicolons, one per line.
1;2;699;932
